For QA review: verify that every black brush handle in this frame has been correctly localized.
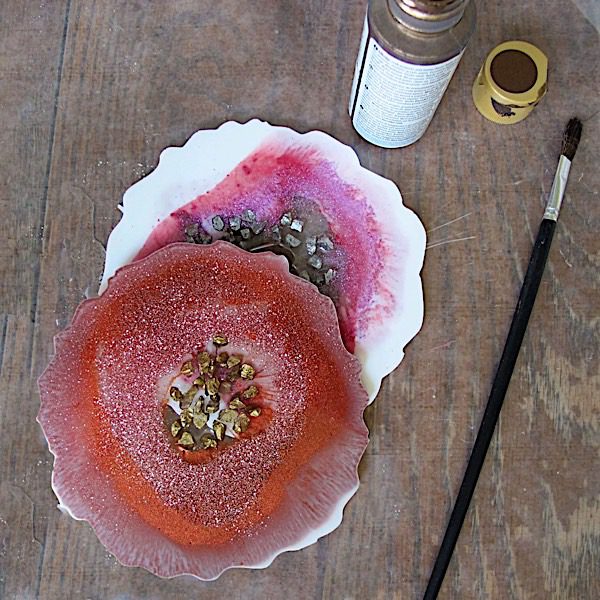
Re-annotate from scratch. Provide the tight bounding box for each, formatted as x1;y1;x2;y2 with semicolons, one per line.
423;218;557;600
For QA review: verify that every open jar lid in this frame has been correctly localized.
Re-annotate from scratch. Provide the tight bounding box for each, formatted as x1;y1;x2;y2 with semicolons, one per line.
472;40;548;124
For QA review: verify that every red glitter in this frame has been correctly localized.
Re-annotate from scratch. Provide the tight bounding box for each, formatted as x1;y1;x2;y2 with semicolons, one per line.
38;242;369;579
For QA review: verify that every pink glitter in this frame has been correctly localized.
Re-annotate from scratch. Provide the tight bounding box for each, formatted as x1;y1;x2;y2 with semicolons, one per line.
135;142;385;352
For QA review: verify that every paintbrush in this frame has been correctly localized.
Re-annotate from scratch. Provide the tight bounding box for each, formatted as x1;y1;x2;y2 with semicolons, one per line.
423;117;583;600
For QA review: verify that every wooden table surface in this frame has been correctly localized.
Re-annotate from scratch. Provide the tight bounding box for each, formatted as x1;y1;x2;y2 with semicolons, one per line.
1;1;598;599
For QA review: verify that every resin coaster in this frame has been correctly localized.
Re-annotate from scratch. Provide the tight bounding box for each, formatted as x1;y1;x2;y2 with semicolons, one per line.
38;243;369;580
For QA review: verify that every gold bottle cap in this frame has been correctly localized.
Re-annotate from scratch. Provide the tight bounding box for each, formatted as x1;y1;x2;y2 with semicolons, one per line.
472;40;548;124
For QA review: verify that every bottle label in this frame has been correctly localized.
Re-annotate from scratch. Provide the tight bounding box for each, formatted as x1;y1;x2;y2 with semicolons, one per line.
349;20;464;148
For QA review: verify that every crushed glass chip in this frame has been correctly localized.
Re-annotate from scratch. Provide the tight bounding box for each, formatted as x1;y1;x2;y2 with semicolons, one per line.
240;364;255;380
212;215;225;231
193;411;208;429
178;431;195;448
241;209;256;224
212;334;228;346
285;234;301;248
234;413;250;433
317;235;334;251
242;385;258;399
251;221;265;235
213;421;226;441
308;255;323;270
229;397;246;409
219;408;238;423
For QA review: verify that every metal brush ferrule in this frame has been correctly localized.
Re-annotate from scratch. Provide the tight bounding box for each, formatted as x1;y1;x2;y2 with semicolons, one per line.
543;155;572;221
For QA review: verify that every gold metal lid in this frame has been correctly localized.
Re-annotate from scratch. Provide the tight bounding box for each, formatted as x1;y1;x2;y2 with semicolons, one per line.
472;40;548;124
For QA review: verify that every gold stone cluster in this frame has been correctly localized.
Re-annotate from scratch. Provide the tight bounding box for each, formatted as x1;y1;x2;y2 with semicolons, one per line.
165;334;262;451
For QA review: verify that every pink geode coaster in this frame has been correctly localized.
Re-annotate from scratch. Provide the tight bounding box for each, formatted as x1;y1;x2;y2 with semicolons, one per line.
101;120;426;401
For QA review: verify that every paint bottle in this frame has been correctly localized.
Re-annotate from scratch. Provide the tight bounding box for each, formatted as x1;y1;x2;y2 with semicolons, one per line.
349;0;476;148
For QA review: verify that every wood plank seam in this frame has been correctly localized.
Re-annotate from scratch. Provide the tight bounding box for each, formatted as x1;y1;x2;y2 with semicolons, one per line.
0;314;8;374
27;4;73;599
29;0;73;331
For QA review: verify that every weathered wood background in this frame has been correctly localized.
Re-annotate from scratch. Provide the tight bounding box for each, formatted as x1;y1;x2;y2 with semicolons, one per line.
1;1;598;598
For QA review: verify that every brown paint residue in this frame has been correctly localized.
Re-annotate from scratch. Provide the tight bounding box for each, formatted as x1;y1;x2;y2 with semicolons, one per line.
490;50;537;93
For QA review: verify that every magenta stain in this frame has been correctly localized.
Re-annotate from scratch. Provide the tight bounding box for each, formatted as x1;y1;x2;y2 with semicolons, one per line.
136;140;383;351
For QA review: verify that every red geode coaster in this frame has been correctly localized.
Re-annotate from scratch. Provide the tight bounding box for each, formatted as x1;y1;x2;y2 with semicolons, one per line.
38;242;369;580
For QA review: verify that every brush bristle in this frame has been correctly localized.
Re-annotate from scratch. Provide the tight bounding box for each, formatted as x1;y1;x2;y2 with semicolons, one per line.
561;118;583;161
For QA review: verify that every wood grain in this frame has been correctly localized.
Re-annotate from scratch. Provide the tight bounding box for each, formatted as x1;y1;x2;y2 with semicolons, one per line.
1;1;598;598
0;2;71;599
